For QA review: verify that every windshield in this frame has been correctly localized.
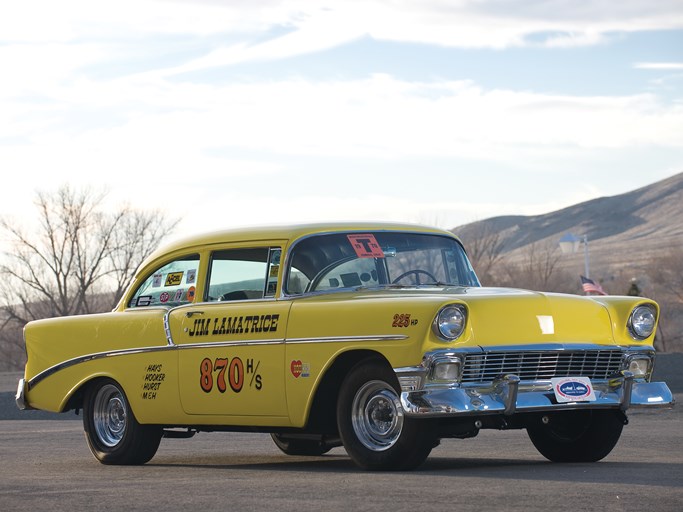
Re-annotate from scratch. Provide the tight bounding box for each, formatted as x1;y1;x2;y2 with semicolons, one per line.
285;231;480;294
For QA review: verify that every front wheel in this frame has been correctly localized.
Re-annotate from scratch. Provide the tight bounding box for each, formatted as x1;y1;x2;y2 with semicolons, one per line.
337;359;436;470
83;378;162;465
527;410;625;462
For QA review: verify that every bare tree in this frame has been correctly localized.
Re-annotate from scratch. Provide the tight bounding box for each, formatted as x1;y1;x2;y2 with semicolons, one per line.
647;247;683;352
458;223;507;284
107;207;177;307
494;241;573;293
0;185;178;370
648;249;683;303
0;315;25;371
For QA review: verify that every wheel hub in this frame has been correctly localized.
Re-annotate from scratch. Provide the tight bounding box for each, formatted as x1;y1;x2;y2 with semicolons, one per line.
93;384;127;448
352;381;404;451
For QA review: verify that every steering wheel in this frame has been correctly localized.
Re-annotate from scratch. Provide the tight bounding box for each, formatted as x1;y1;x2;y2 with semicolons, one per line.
391;269;438;285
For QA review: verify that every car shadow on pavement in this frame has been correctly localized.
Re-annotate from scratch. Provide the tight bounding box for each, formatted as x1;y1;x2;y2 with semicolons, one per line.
148;454;683;487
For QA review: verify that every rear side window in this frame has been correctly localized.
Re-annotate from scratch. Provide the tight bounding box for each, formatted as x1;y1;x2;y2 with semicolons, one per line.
207;247;281;301
128;255;200;308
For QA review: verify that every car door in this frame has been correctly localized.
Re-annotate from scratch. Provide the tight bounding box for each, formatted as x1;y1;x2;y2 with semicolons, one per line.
169;246;290;419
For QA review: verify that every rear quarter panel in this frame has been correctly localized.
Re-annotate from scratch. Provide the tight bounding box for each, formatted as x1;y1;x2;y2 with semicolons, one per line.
23;308;184;422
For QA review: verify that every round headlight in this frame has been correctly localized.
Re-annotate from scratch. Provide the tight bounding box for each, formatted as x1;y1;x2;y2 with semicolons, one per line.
433;305;467;341
628;304;657;340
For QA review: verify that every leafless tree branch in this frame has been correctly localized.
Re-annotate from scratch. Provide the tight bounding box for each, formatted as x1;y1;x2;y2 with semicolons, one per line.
0;185;178;369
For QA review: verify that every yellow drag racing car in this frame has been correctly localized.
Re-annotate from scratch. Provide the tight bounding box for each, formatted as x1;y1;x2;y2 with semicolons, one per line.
16;223;674;470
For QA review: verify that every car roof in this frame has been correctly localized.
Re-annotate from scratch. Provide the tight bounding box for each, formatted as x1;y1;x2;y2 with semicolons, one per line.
143;222;458;265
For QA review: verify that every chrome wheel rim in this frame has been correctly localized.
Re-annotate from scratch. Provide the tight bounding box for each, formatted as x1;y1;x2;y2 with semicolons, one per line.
93;384;127;448
351;380;403;451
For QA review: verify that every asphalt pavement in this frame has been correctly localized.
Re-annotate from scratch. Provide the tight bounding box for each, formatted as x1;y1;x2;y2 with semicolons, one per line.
0;402;681;511
1;356;681;511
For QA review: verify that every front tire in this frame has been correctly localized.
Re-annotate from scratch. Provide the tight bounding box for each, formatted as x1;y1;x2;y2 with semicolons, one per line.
527;410;625;462
83;378;162;465
337;359;436;470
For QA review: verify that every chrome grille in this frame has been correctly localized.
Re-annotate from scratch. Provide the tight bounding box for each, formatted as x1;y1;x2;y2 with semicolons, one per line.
461;350;624;383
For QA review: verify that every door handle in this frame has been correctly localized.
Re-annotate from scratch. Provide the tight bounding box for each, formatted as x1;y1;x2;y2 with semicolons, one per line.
186;311;204;318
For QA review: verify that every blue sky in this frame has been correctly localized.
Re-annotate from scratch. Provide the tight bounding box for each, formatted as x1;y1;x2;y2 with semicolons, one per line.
1;0;682;241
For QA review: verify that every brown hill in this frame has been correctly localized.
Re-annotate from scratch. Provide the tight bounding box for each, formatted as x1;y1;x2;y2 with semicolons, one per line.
452;172;683;276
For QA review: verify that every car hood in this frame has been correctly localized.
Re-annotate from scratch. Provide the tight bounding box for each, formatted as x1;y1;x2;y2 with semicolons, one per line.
290;286;617;346
453;287;615;346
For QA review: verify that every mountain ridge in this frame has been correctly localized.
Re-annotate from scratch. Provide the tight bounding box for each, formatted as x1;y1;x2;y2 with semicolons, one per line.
452;172;683;269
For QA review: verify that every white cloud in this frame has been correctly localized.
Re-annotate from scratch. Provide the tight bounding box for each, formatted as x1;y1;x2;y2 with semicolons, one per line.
145;1;683;72
3;73;682;170
1;1;681;238
0;0;292;42
160;194;580;242
4;1;683;70
634;62;683;70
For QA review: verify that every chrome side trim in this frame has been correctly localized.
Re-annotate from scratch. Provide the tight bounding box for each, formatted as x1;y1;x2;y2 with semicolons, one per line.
27;345;175;390
26;337;288;390
176;339;284;350
164;309;174;346
285;334;409;344
26;332;400;391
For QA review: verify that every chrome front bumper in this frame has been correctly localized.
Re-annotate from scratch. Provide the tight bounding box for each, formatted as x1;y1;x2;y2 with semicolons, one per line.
400;373;675;417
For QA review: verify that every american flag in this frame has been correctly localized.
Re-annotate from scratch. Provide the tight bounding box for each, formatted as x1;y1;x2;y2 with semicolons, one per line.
581;275;606;295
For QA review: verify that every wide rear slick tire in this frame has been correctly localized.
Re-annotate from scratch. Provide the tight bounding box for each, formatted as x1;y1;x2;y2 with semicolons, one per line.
527;410;625;462
337;359;436;471
83;378;162;465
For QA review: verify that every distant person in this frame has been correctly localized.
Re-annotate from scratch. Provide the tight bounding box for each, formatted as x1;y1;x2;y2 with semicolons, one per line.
627;278;641;296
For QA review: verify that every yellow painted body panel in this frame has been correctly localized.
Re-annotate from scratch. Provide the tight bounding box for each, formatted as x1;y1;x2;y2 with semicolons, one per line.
23;308;178;418
283;292;444;426
452;288;617;345
21;222;659;430
168;301;291;421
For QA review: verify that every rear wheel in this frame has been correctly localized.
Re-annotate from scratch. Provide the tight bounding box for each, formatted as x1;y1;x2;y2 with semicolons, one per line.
527;410;625;462
83;378;162;465
337;359;436;470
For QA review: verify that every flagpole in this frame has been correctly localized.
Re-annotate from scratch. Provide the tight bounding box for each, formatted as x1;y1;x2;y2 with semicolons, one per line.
582;235;590;279
559;232;595;292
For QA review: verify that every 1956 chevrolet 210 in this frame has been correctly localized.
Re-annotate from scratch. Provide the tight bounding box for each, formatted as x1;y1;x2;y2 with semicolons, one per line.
16;223;674;470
